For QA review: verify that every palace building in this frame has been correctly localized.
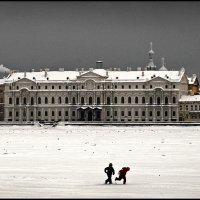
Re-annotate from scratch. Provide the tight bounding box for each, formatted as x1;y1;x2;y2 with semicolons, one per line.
1;43;197;123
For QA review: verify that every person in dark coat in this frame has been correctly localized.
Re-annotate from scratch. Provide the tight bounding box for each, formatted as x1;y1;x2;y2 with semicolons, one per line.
104;163;115;184
115;167;130;184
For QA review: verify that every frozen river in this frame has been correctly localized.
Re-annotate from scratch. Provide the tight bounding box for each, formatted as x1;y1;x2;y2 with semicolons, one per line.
0;125;200;198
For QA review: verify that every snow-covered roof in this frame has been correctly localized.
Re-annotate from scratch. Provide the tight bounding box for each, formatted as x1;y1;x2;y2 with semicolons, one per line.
179;95;200;102
5;68;185;83
187;76;197;84
0;79;5;85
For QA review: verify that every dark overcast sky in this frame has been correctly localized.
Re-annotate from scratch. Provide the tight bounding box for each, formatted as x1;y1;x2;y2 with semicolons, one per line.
0;1;200;77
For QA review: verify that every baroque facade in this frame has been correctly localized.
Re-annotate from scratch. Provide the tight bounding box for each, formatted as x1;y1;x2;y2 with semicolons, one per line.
1;43;196;123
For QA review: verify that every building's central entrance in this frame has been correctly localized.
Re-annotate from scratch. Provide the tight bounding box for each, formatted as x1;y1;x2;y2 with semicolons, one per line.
77;107;102;121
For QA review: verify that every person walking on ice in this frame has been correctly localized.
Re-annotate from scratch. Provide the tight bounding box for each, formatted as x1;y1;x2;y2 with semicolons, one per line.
104;163;115;184
115;167;130;184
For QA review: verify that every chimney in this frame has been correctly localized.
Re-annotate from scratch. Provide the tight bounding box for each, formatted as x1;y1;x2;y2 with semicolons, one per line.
58;68;64;72
96;61;103;69
31;69;35;72
40;69;43;72
44;71;48;77
114;68;117;71
81;68;84;72
142;71;144;76
137;67;141;71
118;68;120;71
24;71;26;77
89;68;93;71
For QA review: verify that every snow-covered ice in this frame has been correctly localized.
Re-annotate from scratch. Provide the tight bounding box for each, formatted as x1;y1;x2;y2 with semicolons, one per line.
0;125;200;198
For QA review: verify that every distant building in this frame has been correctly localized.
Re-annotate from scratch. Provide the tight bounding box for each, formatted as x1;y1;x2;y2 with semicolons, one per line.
187;74;199;95
0;42;198;123
179;95;200;121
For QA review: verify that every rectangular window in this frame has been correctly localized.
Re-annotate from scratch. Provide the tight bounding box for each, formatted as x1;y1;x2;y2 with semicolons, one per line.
107;111;110;116
9;111;12;117
31;111;33;117
129;85;131;89
186;105;188;110
165;111;168;116
65;111;68;116
157;111;160;117
128;111;131;116
149;111;152;117
38;111;41;116
142;111;145;116
173;85;176;89
173;111;176;116
16;111;19;117
121;111;124;116
72;111;75;116
59;111;62;116
45;111;48;116
191;105;193;110
52;111;55;116
135;111;138;116
114;111;117;116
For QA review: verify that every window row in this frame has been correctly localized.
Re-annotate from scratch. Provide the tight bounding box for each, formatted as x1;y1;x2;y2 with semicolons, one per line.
8;96;177;105
180;104;200;111
10;84;176;90
9;110;177;118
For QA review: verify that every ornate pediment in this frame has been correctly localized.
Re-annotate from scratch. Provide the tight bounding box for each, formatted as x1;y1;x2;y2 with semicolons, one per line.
148;76;170;83
77;71;107;80
15;77;36;84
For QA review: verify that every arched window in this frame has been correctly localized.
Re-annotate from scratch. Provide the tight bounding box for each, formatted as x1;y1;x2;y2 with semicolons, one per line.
31;97;34;105
9;97;12;104
16;86;19;90
107;97;111;105
165;97;168;105
149;97;153;104
38;97;41;104
89;97;92;105
128;97;131;104
173;97;176;104
72;97;76;105
23;97;26;105
65;97;69;104
65;97;68;104
157;97;161;105
45;97;48;104
97;97;100;105
65;85;68;89
135;97;138;104
114;97;117;104
142;97;145;104
97;85;100;89
16;97;19;105
58;97;62;104
52;97;55;104
81;97;84;104
121;97;124;104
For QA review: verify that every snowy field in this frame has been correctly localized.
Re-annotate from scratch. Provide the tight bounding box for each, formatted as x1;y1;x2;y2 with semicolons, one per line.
0;125;200;198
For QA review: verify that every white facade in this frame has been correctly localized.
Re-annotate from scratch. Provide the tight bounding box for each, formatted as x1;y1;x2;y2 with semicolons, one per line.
3;67;189;122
